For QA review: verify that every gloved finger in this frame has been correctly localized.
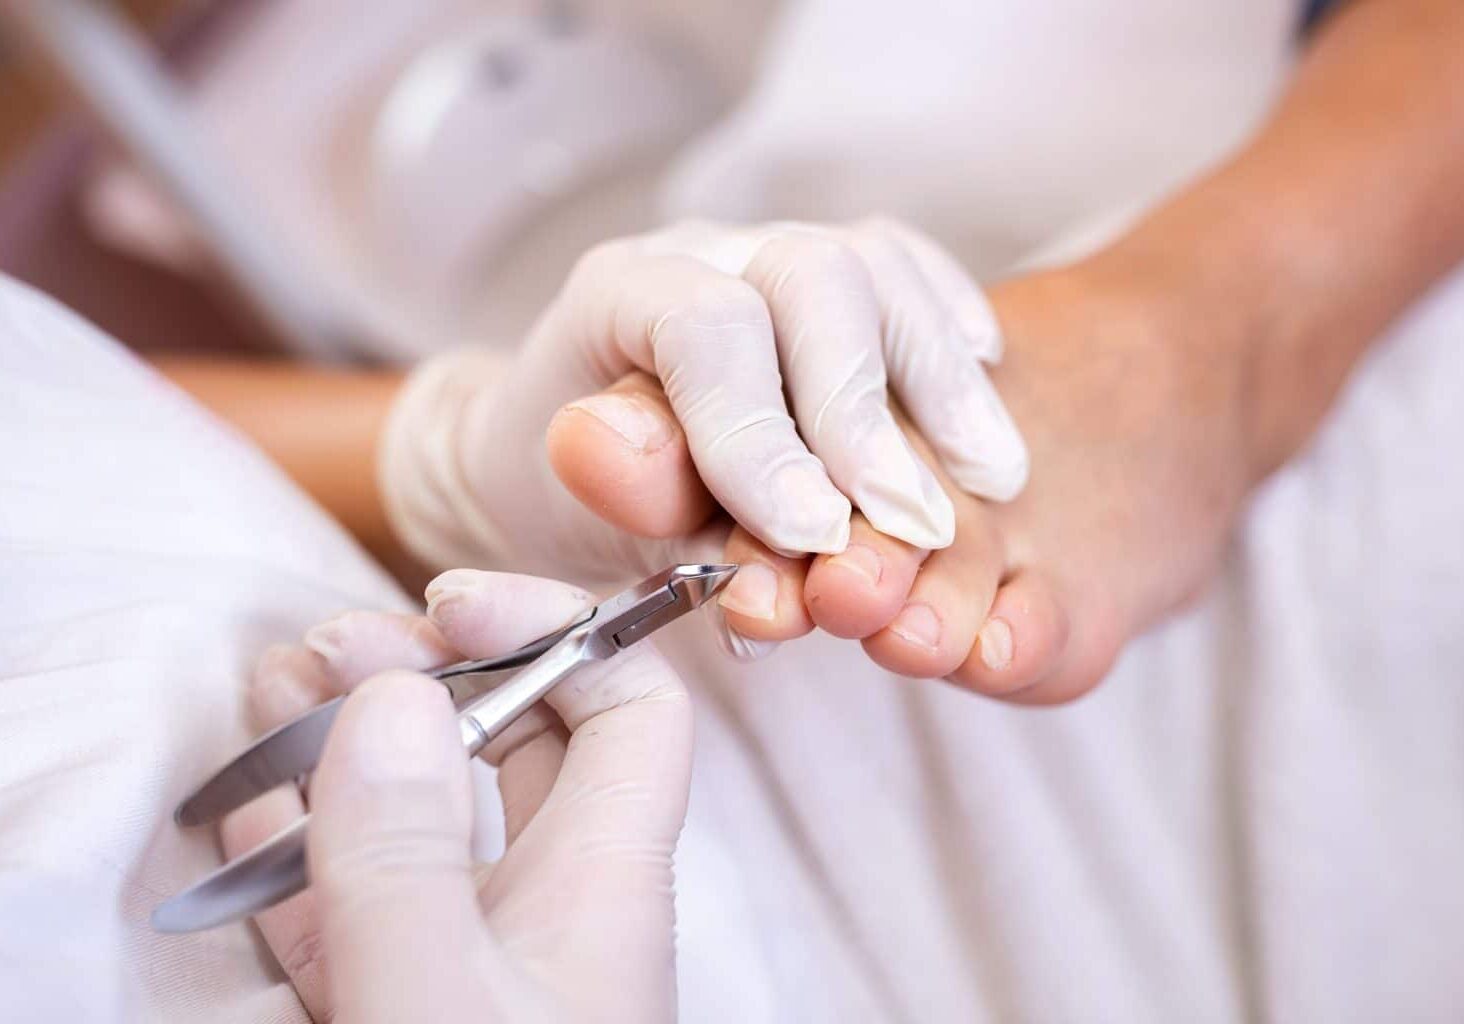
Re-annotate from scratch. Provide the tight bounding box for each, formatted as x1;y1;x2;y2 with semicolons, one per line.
864;217;1004;362
239;629;457;1016
424;571;597;766
557;243;850;554
480;642;691;1021
547;369;715;540
248;643;335;732
247;614;456;739
304;611;458;690
423;570;594;653
309;672;493;1022
496;722;570;846
740;230;955;550
715;525;814;654
226;606;495;1018
844;223;1029;501
221;786;330;1020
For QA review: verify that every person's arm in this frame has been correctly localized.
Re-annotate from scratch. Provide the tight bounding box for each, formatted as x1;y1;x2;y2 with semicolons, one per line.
1087;0;1464;478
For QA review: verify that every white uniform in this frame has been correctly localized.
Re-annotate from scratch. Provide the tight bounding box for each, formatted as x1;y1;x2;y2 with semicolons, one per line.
3;1;1462;1020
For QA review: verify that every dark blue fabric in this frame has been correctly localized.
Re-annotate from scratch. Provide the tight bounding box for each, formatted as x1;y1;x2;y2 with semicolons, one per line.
1303;0;1343;30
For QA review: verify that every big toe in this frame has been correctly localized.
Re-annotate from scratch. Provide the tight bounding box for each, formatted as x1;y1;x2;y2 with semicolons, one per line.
547;371;714;538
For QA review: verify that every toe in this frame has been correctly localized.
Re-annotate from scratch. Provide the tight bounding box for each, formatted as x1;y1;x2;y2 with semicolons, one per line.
547;370;715;538
949;569;1070;699
804;514;925;638
1009;603;1126;706
717;526;815;643
862;510;1003;678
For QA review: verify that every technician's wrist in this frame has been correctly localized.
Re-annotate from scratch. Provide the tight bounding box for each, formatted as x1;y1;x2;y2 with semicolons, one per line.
377;347;516;574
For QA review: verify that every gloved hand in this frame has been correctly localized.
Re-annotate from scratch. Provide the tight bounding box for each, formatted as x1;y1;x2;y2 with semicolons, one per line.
222;570;691;1023
380;218;1028;585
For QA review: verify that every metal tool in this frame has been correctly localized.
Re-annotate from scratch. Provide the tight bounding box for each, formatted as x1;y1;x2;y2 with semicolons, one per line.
152;563;737;934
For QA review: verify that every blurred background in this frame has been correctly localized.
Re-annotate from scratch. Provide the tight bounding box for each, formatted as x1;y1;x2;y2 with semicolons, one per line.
0;0;765;363
3;1;1290;381
1;1;180;159
0;0;260;356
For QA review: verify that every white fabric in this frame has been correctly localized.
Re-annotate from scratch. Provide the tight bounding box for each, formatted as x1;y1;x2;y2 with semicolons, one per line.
667;269;1464;1021
4;1;1464;1022
0;279;396;1022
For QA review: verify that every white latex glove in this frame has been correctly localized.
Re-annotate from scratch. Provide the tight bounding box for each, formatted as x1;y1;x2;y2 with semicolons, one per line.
221;570;690;1023
380;218;1028;584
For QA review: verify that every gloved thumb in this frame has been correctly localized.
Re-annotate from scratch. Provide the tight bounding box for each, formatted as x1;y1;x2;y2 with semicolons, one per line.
308;671;490;1022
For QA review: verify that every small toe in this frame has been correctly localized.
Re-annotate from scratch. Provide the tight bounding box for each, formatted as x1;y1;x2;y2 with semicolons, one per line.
949;569;1070;699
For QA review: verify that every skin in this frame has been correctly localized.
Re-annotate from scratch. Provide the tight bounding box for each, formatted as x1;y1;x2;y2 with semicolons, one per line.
557;0;1464;702
160;0;1464;703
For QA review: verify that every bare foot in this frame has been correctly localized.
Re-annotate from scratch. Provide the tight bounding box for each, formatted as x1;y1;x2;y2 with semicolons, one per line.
549;264;1256;702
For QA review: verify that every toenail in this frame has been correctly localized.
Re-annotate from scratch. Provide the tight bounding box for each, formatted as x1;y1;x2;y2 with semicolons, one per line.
718;563;779;621
561;394;673;452
978;617;1013;671
890;603;941;651
825;544;882;587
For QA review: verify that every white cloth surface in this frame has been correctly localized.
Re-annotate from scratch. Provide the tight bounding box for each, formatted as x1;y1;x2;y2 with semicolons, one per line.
667;265;1464;1021
0;280;404;1022
5;0;1464;1021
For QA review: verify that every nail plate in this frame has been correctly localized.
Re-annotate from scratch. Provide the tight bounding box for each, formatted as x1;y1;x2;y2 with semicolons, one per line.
718;562;780;621
562;394;673;451
890;603;941;651
978;617;1013;671
825;544;883;587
